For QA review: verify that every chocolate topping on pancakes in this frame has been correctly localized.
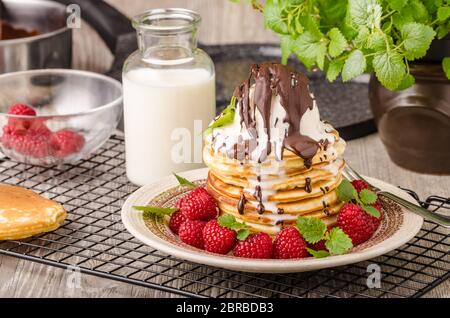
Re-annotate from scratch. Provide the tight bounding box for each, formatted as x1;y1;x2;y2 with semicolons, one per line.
233;62;319;162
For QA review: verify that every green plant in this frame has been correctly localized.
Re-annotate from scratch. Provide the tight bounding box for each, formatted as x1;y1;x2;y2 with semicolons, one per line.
232;0;450;90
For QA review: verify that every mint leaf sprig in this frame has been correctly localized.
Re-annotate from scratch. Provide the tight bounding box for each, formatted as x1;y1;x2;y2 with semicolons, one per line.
337;179;381;218
297;216;353;258
133;206;178;220
218;214;251;240
135;174;198;220
204;96;237;135
234;0;450;91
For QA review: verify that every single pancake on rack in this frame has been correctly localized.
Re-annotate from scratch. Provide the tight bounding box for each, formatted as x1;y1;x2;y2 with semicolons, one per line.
204;62;346;235
0;184;67;240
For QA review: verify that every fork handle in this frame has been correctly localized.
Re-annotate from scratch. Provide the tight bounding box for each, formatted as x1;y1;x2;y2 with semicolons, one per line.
379;191;450;228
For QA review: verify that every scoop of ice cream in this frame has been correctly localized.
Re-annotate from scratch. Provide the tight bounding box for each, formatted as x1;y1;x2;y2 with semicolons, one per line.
209;63;339;165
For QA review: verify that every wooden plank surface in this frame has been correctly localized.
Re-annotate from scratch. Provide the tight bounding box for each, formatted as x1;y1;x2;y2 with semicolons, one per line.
0;0;449;298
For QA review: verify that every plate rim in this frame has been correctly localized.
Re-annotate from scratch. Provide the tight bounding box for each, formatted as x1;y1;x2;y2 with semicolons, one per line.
121;168;424;273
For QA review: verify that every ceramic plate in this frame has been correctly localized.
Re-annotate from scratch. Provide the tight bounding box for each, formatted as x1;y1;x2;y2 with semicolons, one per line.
121;168;423;273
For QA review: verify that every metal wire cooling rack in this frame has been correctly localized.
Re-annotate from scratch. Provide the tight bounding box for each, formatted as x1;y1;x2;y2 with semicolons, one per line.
0;135;448;298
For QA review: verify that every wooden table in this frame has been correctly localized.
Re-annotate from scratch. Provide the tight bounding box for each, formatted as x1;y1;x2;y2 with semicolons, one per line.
0;0;449;298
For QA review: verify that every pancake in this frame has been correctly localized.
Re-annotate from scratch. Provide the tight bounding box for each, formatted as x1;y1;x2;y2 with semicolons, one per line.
0;184;67;240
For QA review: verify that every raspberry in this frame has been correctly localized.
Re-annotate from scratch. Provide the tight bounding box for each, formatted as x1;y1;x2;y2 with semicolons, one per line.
179;187;218;221
50;129;85;157
337;203;380;246
7;104;36;116
373;200;384;221
9;130;55;158
168;211;187;235
273;227;309;259
178;220;206;249
175;196;185;209
308;239;327;251
233;232;273;259
351;180;369;192
202;219;236;254
7;104;37;134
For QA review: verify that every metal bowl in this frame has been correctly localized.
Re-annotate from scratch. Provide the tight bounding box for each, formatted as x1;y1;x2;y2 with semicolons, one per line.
0;69;122;165
0;0;71;74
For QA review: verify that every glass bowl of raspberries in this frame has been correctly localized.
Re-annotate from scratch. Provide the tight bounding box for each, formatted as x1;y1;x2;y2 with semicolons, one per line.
0;69;123;166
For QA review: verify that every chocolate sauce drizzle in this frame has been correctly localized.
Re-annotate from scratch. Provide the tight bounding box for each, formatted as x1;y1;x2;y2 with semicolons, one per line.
238;193;246;215
233;63;320;163
305;177;312;193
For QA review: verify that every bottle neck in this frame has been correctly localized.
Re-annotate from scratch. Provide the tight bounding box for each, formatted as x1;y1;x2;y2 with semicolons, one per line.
137;29;198;64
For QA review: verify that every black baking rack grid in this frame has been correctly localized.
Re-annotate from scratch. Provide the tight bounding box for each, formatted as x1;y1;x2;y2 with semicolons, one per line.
0;135;448;298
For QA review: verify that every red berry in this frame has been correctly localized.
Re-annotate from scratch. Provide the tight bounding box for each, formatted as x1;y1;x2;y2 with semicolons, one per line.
337;203;380;246
7;104;37;134
202;219;236;254
9;130;54;158
175;197;184;209
178;220;206;249
273;227;309;259
351;180;369;192
8;104;36;116
308;239;327;251
373;200;384;221
168;211;187;235
233;232;273;259
179;187;218;221
50;129;85;157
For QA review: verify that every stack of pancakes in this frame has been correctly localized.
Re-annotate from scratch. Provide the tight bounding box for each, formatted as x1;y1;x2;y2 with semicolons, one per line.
204;63;346;236
204;128;346;235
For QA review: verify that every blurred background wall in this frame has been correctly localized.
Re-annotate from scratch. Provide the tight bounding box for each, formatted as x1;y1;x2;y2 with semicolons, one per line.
73;0;279;72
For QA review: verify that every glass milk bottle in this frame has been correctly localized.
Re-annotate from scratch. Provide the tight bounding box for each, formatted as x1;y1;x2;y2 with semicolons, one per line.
122;9;215;186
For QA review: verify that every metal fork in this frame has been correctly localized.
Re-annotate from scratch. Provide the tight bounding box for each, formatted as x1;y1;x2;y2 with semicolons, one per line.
343;164;450;228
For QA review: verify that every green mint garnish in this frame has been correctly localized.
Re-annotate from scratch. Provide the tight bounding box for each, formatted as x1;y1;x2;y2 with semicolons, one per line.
325;227;353;256
218;214;250;240
361;205;381;218
359;189;378;205
337;179;381;219
337;179;358;202
173;173;197;188
306;248;330;258
296;215;353;258
133;206;178;220
296;216;327;244
204;96;237;135
236;229;251;241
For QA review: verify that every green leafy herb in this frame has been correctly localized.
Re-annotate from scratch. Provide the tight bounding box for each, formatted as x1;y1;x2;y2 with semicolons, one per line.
204;96;237;135
233;0;448;91
361;204;381;218
296;216;327;244
401;22;436;60
437;6;450;21
306;248;330;258
342;49;366;81
337;179;358;202
373;50;406;90
325;227;354;255
326;60;344;82
388;0;408;11
133;206;178;220
218;214;250;240
328;28;348;58
395;73;416;90
443;57;450;80
236;229;251;241
264;0;288;34
359;189;378;205
173;173;197;188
